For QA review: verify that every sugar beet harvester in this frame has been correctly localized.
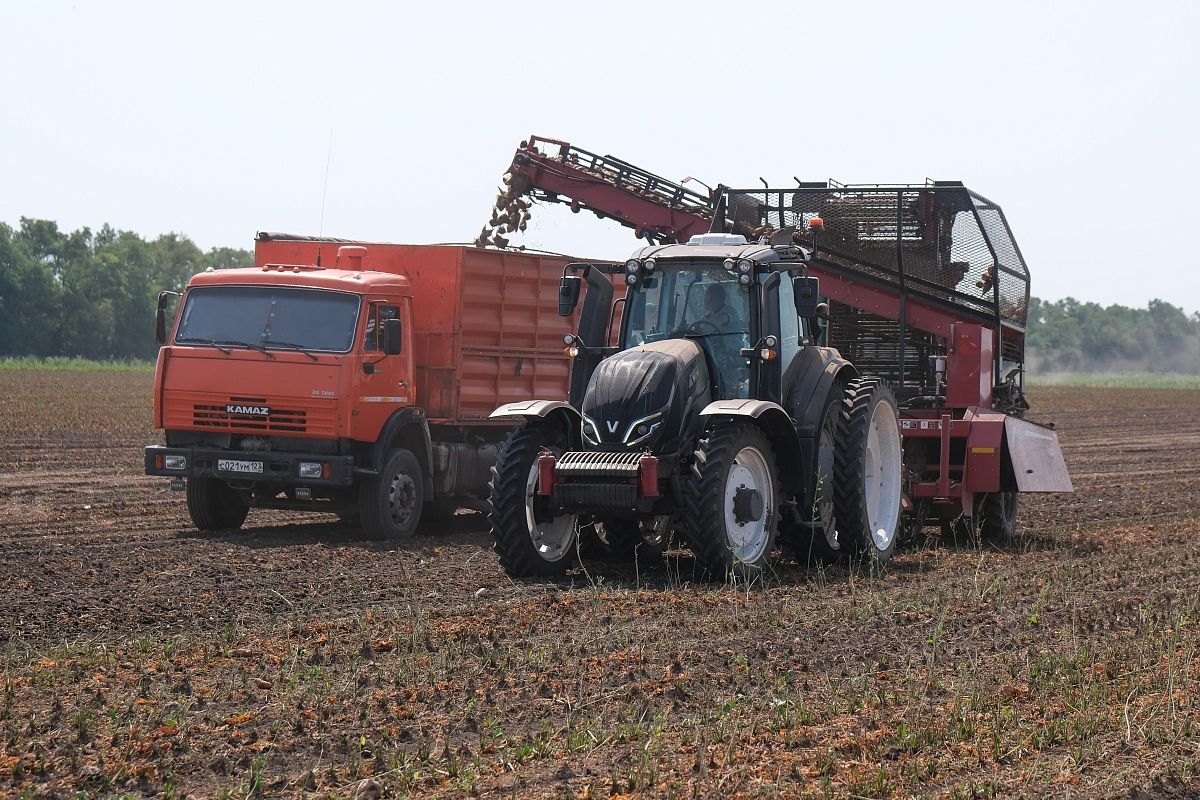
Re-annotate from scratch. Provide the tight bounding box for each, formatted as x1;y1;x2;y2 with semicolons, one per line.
144;240;609;539
486;136;1072;580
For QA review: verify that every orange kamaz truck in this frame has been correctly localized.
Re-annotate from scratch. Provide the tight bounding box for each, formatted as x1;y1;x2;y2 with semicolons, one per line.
144;234;615;539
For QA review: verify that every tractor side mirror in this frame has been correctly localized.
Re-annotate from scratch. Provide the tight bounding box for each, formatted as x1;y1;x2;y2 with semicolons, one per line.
382;317;402;356
792;276;821;319
558;275;582;317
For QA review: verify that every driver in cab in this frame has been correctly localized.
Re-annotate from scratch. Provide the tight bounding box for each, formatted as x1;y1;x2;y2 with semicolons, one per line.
701;283;739;331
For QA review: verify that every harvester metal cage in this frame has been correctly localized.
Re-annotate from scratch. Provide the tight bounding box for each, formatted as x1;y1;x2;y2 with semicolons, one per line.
717;182;1030;327
715;182;1031;392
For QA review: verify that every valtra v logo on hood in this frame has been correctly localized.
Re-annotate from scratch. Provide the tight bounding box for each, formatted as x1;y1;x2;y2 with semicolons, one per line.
226;404;270;416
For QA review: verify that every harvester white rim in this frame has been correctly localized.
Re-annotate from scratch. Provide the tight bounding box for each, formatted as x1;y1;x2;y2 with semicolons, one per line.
864;399;902;550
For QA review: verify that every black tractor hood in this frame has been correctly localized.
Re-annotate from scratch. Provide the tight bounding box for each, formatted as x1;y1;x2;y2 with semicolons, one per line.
581;339;710;453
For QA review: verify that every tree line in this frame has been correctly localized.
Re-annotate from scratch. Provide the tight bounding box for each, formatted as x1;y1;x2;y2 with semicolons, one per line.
2;218;1198;371
0;218;250;360
1026;296;1200;374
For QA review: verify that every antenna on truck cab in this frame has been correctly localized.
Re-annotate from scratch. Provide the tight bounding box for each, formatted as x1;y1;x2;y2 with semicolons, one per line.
319;128;334;236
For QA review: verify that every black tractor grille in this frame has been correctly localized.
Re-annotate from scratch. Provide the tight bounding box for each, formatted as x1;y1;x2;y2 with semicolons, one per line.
554;450;643;478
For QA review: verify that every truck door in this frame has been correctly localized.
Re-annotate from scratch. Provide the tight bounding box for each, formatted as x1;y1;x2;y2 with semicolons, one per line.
355;299;415;439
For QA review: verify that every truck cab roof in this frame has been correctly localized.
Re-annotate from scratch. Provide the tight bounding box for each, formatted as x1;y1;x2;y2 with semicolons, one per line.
186;266;411;294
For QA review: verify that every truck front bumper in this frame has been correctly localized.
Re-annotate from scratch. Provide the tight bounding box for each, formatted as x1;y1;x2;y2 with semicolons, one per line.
144;445;356;487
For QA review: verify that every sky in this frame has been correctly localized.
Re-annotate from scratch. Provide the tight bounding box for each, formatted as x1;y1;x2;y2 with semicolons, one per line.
3;0;1198;313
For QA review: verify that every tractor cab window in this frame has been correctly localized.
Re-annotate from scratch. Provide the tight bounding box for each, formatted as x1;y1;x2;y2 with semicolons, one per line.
363;305;400;351
624;265;751;399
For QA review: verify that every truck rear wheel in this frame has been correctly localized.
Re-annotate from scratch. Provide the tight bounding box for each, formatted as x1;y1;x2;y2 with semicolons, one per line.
833;378;902;564
488;425;578;578
186;478;249;531
685;422;781;581
360;449;424;540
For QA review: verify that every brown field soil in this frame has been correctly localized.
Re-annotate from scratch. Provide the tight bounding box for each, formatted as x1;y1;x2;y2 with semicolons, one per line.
1;371;1198;799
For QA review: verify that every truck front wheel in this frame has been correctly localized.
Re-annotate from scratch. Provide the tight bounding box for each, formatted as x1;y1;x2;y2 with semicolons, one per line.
186;478;249;531
685;421;781;581
360;449;424;540
488;425;578;578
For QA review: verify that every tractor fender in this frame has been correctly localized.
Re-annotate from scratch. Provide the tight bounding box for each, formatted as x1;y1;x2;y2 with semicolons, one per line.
699;399;807;495
490;400;582;442
363;408;435;495
788;350;857;438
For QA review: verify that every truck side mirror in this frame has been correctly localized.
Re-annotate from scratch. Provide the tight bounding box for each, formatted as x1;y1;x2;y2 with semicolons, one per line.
558;275;582;317
792;276;821;319
382;317;402;356
155;290;178;345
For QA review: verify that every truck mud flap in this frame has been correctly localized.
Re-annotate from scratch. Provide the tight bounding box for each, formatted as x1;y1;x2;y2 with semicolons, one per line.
1004;416;1074;493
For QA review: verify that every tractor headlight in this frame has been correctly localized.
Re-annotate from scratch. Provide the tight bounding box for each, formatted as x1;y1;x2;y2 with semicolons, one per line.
625;259;641;274
626;273;639;286
642;258;656;272
738;273;752;285
737;259;753;274
723;257;736;271
582;415;602;445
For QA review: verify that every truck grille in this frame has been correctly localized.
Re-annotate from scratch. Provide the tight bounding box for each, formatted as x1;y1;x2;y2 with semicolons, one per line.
193;397;307;433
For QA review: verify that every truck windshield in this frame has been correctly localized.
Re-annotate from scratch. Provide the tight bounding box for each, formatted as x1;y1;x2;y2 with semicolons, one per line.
175;286;360;354
623;265;752;398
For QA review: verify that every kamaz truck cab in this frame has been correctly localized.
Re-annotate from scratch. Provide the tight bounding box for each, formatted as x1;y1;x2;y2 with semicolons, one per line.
489;231;903;580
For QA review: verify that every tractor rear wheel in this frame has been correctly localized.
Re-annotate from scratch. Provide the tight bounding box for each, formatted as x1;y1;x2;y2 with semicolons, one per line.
833;378;903;564
599;516;671;562
488;425;578;578
786;385;846;564
685;422;781;581
186;478;249;531
360;449;424;540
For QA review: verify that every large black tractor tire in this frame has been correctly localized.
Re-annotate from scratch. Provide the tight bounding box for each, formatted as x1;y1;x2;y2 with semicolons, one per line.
598;516;671;563
359;449;424;540
488;425;578;578
186;478;249;531
783;385;846;565
977;491;1019;546
685;421;782;582
833;378;903;565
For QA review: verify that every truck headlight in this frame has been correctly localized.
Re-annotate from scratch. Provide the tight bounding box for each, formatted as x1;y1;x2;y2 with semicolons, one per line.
299;462;323;478
164;455;187;471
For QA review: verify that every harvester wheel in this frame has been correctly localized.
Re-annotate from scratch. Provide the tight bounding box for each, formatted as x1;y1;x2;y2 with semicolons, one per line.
684;421;781;581
977;492;1018;545
360;449;424;540
186;478;249;531
785;386;846;564
833;378;903;564
488;425;578;578
598;516;671;562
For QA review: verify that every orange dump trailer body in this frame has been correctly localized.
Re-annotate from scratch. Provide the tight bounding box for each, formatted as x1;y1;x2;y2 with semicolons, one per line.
253;238;583;424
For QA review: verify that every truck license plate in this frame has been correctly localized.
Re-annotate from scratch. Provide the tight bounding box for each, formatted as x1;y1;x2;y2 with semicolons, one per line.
217;459;264;474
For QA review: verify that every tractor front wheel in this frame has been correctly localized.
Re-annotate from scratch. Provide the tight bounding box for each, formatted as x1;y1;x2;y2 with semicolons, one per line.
488;425;578;578
685;422;781;581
